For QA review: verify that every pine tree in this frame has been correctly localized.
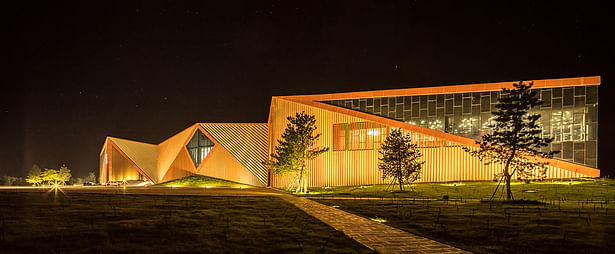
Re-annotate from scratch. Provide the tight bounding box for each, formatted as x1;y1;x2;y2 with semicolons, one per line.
264;111;329;193
464;81;555;200
26;164;43;186
378;129;424;192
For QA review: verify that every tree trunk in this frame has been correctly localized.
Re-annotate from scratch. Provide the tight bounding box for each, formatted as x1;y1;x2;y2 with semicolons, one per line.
296;166;304;193
503;149;516;201
398;167;403;192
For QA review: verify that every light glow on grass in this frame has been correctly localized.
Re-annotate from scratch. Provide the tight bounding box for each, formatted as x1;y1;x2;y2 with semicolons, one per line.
331;205;340;208
370;217;387;223
441;183;465;187
171;185;179;188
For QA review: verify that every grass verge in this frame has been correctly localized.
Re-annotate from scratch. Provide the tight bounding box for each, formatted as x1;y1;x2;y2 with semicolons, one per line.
0;190;373;253
310;178;615;253
155;174;247;188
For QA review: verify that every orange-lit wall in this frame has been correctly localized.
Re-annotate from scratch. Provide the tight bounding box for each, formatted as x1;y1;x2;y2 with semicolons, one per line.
268;97;595;188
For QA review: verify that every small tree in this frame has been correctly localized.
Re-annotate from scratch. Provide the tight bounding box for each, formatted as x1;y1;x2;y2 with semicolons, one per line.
57;164;72;186
378;129;424;192
464;81;555;201
84;172;97;183
41;168;59;186
264;111;329;193
26;164;43;186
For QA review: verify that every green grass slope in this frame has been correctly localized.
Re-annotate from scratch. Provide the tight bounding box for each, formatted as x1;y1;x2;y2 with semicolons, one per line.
155;174;247;187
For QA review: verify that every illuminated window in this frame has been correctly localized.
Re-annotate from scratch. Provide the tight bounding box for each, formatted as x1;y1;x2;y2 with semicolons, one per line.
186;129;215;168
333;122;389;151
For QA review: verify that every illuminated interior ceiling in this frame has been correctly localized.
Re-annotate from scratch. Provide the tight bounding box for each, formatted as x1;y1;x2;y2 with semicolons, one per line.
186;129;215;168
320;84;598;168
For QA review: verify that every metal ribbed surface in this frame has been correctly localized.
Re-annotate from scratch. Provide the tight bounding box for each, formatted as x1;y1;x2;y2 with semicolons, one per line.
109;138;158;182
201;124;269;185
269;98;593;188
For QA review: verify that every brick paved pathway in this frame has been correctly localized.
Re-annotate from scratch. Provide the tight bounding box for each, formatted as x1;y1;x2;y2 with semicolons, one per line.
279;195;470;254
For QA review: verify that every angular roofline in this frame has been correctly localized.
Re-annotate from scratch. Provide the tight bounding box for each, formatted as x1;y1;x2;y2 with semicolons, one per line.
274;85;600;177
276;76;600;101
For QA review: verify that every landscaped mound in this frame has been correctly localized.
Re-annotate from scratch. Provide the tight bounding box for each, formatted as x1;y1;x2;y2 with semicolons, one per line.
155;174;246;187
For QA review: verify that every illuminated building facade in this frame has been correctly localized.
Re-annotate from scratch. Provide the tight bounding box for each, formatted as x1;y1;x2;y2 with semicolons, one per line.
100;76;600;187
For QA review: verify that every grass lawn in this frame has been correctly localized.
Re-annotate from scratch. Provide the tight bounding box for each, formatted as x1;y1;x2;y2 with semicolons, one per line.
155;174;247;188
0;190;373;253
306;178;615;253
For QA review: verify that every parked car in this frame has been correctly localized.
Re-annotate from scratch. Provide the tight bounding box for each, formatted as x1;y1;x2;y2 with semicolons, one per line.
83;182;96;186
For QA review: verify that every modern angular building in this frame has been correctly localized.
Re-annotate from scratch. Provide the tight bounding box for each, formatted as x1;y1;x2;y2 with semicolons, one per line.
100;76;600;187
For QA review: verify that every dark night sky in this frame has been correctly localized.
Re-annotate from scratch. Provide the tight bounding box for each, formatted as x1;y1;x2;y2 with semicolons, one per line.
3;1;614;178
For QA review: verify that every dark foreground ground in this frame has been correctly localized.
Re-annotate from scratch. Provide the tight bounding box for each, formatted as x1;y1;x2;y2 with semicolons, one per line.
306;179;615;253
0;187;373;254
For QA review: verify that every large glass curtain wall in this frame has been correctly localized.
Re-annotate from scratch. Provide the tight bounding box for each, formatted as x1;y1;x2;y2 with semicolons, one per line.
186;129;215;168
322;85;598;168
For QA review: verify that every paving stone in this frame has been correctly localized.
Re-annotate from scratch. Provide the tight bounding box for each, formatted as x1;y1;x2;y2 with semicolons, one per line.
279;195;471;254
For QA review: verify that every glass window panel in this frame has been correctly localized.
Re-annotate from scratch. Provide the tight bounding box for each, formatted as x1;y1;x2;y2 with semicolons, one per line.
562;110;573;141
552;98;562;109
420;109;428;118
454;106;462;116
563;88;574;106
420;96;428;109
359;100;366;111
574;96;585;107
428;95;436;101
472;93;480;104
586;105;597;122
412;103;420;117
389;97;396;108
428;101;436;116
551;143;562;159
403;111;411;122
551;111;562;142
396;104;404;119
445;99;453;115
374;98;381;113
381;97;388;105
367;98;373;106
454;94;462;106
481;96;490;112
491;91;500;103
586;86;598;104
352;99;359;108
552;88;562;98
541;90;551;107
472;105;480;115
586;141;596;159
574;150;585;164
403;96;411;110
462;98;471;114
575;86;585;96
437;95;444;108
562;142;573;159
412;96;420;102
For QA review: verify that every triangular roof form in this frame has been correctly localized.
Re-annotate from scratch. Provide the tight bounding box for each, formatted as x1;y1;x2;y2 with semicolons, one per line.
108;137;158;182
200;123;269;185
157;125;195;181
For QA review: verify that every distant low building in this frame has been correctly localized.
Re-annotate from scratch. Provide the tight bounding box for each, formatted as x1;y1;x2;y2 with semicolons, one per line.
99;76;600;187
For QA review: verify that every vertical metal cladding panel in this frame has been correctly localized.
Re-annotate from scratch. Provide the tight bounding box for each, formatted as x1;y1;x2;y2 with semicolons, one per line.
110;146;142;182
197;144;265;186
270;98;384;188
157;126;195;182
109;138;158;182
200;124;269;186
270;98;593;188
161;147;197;182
